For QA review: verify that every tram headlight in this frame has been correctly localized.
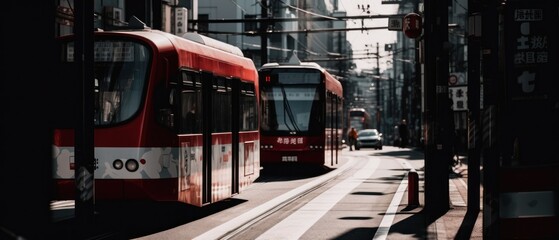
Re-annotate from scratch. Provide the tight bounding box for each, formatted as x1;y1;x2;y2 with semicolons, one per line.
113;159;124;170
125;159;139;172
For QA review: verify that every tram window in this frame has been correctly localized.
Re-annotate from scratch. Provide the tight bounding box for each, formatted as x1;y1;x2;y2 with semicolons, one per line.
94;63;146;125
326;94;332;129
240;82;257;131
180;72;202;134
155;83;174;129
212;77;232;132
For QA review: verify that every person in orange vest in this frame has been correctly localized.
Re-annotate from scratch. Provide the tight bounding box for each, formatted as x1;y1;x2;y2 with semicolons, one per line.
348;127;358;151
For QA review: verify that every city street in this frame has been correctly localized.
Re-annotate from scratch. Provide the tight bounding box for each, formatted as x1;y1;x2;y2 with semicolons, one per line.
49;146;438;239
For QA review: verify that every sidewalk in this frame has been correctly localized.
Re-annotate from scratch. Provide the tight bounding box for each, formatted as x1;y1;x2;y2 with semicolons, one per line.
425;155;484;239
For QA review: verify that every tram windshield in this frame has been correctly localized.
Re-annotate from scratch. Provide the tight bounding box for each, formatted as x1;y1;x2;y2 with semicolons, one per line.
60;40;150;125
260;84;323;135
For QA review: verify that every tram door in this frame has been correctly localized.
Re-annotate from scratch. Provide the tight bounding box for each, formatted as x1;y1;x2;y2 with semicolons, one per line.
176;72;204;206
203;73;235;204
202;72;213;205
484;1;559;238
231;78;240;195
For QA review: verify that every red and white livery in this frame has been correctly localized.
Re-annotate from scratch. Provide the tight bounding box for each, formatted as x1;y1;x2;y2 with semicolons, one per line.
53;27;259;206
258;58;343;166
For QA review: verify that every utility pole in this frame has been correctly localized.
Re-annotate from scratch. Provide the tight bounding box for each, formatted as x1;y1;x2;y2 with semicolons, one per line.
467;0;482;219
337;32;343;76
480;1;500;238
401;42;409;127
260;0;269;65
376;42;381;131
423;0;452;220
74;0;96;229
413;1;421;149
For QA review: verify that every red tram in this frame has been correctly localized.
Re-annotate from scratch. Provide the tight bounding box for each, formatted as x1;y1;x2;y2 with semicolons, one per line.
258;59;343;166
53;27;260;206
348;107;371;132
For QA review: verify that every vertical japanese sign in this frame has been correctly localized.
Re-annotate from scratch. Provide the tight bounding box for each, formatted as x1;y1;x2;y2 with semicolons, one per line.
506;1;551;102
449;86;468;111
448;73;468;111
174;7;188;34
504;0;558;165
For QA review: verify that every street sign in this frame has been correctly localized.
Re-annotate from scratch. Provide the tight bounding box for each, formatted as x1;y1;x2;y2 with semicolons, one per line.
388;16;402;31
449;86;468;111
448;74;458;85
403;13;422;38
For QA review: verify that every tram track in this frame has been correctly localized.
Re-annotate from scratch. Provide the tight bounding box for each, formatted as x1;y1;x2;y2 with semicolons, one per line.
193;158;358;240
219;167;349;240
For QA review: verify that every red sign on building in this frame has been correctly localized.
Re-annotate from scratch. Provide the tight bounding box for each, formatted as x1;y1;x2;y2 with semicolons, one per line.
403;13;422;38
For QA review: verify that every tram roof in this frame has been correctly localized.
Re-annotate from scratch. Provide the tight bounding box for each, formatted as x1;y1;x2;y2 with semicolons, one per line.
260;60;343;97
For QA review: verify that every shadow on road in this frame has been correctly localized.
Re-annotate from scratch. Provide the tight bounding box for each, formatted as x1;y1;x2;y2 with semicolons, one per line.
257;164;334;182
49;199;247;239
371;147;425;161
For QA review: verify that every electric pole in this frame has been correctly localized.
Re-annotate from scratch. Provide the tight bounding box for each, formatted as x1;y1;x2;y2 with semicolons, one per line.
74;0;96;231
423;0;452;220
260;0;269;65
467;0;482;219
376;42;381;131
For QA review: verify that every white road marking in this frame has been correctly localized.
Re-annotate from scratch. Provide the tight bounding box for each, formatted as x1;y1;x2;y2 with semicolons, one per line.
373;159;413;240
193;158;355;240
256;159;381;240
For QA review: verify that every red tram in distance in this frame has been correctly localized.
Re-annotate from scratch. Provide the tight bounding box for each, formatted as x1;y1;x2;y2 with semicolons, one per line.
348;107;371;132
258;59;343;166
53;25;260;206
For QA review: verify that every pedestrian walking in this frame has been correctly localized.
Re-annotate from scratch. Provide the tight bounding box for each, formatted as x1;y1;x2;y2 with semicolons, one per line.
348;127;358;151
398;119;409;148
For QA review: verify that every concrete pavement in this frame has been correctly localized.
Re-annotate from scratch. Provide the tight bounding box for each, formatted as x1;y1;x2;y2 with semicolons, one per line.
424;155;484;239
344;145;483;239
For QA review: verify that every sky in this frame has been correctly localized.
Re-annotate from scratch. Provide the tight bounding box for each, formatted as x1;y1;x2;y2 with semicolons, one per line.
337;0;399;72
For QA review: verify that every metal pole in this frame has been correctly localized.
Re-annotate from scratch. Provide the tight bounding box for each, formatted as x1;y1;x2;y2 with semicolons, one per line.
467;0;482;217
74;0;96;235
260;0;268;64
423;0;451;220
376;42;381;131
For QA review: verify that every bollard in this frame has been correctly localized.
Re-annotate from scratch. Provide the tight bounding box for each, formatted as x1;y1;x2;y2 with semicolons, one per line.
408;169;419;207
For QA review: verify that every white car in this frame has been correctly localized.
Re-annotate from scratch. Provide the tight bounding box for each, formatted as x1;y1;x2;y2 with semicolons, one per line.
355;129;383;150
